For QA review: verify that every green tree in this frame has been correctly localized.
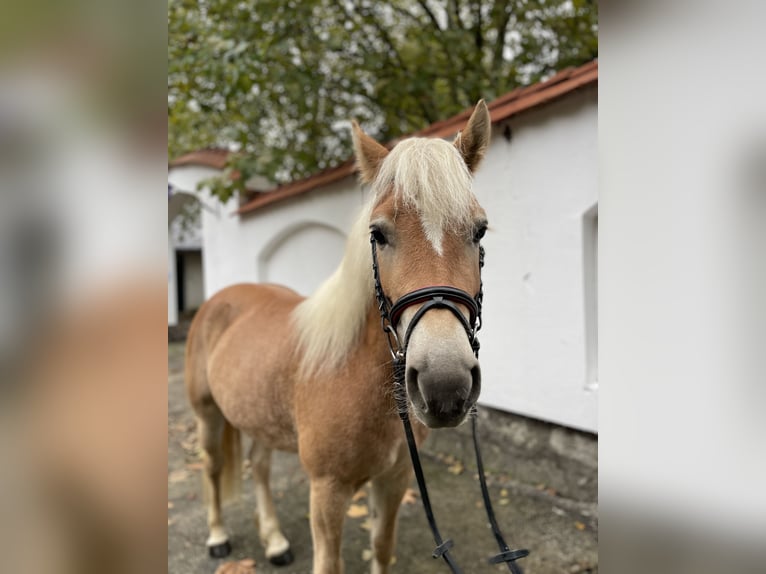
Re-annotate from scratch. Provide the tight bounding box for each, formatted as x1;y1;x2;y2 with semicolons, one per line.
168;0;597;202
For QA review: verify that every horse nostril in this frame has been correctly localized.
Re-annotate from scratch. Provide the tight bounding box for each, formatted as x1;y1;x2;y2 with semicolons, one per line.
427;396;466;419
450;399;467;417
406;360;480;423
405;366;428;412
405;365;418;388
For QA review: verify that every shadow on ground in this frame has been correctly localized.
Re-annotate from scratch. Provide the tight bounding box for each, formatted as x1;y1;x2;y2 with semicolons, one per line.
168;342;598;573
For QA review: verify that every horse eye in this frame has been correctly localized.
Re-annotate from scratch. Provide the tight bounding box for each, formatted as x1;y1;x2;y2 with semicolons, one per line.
371;227;388;246
473;225;487;243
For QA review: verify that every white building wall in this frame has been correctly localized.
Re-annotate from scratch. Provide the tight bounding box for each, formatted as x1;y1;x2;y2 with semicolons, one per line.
168;164;367;299
168;88;598;432
473;88;598;432
257;221;347;294
168;238;178;325
168;166;218;325
170;213;202;250
201;183;363;297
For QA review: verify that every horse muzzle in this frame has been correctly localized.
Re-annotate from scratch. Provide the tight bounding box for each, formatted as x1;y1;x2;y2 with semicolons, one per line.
405;345;481;428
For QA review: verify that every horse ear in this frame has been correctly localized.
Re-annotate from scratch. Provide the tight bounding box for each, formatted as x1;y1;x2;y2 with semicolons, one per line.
351;120;389;183
454;100;491;172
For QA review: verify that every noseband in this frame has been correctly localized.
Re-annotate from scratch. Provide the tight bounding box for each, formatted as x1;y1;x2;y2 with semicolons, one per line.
372;235;484;362
370;235;528;573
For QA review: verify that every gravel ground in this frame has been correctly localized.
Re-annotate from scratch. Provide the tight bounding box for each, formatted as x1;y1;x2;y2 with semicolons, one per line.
168;342;598;574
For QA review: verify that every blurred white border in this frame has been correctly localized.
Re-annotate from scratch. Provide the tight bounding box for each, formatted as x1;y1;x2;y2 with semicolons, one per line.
601;0;766;555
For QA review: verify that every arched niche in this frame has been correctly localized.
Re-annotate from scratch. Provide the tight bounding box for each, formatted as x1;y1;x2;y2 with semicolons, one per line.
257;222;346;296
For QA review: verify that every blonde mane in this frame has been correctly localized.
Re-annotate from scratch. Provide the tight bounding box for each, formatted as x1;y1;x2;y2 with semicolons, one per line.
292;137;477;377
372;138;475;254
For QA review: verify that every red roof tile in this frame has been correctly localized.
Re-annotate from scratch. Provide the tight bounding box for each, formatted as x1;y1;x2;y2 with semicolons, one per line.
169;148;231;170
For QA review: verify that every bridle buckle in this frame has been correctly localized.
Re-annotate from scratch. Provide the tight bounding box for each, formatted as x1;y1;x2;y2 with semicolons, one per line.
383;323;404;360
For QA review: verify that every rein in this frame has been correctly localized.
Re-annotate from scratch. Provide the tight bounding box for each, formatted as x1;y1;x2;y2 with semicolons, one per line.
371;236;529;573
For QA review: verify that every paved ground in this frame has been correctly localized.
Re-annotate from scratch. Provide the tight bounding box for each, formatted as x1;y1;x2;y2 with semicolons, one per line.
168;342;598;573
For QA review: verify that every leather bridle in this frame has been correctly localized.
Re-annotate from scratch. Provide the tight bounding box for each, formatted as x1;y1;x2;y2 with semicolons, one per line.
371;234;529;573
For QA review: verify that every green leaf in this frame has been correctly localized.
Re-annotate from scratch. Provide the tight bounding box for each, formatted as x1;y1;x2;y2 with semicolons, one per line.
168;0;597;201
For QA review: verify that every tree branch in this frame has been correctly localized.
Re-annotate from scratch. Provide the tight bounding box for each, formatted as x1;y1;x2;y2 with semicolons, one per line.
353;1;408;72
416;0;443;32
388;2;425;27
474;1;483;51
411;1;460;109
350;1;438;124
450;0;465;30
492;0;514;70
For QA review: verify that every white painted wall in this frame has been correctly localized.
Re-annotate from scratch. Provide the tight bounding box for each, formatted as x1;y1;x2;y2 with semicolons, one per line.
168;205;204;314
170;213;202;250
168;164;367;300
472;88;598;432
257;221;347;295
167;87;598;432
168;238;178;325
167;168;215;325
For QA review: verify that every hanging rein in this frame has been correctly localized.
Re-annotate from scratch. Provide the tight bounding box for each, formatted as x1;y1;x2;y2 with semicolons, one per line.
370;235;529;573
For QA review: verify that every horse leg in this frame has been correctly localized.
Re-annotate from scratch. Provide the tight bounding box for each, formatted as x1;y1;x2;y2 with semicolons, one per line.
369;463;412;574
309;477;354;574
196;405;238;558
249;442;293;565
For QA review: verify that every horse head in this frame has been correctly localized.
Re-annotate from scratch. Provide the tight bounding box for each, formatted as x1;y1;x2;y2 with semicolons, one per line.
353;101;491;428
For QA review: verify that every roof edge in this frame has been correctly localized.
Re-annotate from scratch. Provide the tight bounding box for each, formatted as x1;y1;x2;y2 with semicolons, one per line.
169;148;231;170
168;59;598;216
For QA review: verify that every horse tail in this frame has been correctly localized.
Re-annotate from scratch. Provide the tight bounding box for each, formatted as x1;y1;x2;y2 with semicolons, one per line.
219;418;242;502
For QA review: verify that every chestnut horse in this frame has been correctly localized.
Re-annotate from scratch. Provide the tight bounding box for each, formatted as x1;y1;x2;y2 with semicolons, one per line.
185;101;492;574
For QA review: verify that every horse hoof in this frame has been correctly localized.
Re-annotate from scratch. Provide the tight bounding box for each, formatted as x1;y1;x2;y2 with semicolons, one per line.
268;548;294;566
208;540;232;558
